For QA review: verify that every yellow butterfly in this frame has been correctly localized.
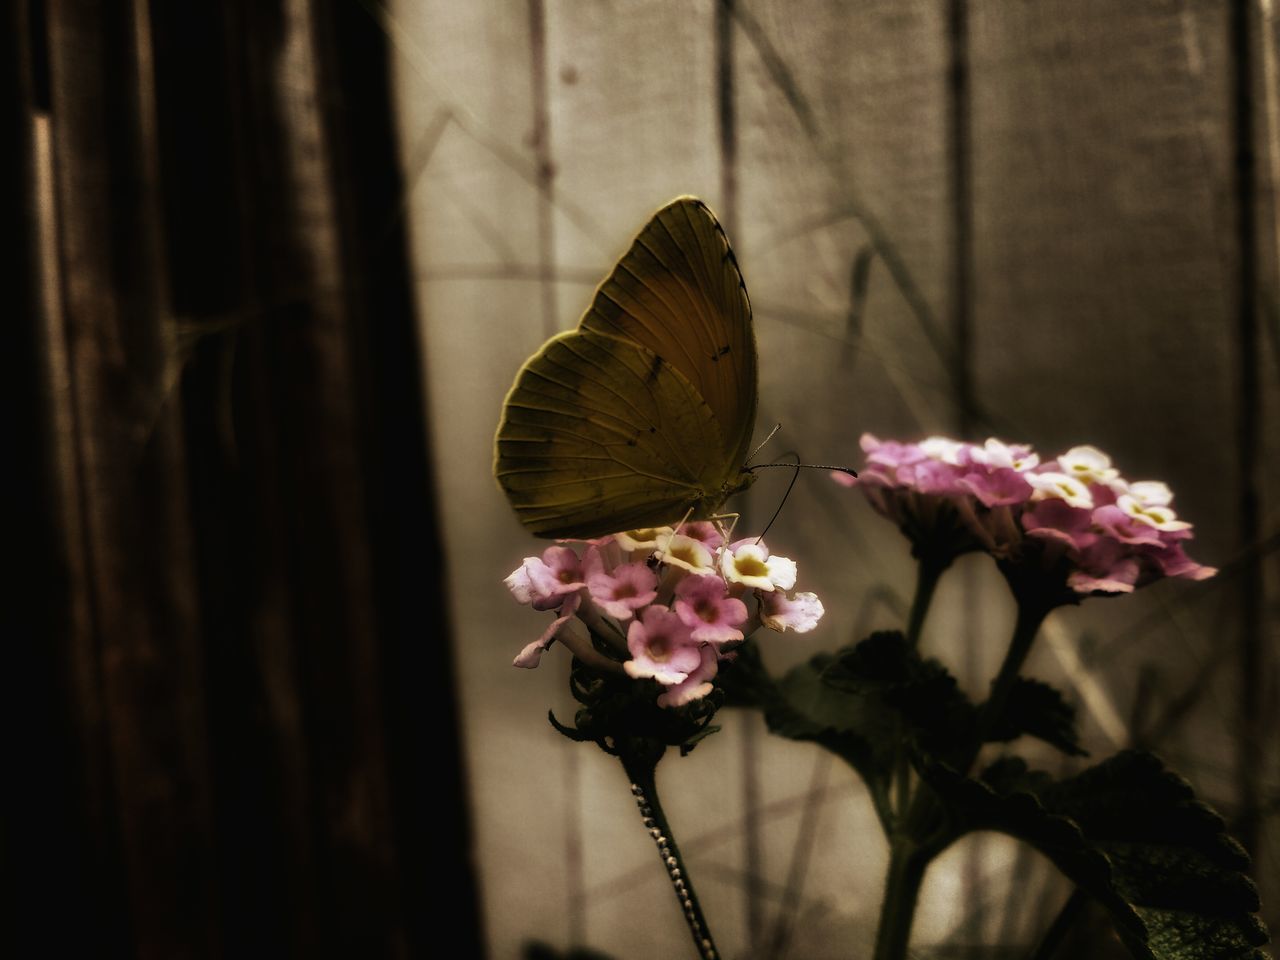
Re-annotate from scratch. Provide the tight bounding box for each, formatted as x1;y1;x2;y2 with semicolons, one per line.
494;196;758;539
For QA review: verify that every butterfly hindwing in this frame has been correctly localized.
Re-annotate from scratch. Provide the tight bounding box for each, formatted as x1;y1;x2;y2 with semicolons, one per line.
495;329;733;538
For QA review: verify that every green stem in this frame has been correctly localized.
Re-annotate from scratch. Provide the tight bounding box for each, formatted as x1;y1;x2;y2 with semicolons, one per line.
969;596;1053;768
620;746;721;960
905;555;947;648
893;556;948;825
872;839;928;960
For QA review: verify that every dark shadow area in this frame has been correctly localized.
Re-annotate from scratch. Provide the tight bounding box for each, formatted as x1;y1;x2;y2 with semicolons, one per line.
5;1;482;956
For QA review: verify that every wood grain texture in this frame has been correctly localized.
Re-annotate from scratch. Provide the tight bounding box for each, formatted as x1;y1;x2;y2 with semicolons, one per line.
10;1;479;956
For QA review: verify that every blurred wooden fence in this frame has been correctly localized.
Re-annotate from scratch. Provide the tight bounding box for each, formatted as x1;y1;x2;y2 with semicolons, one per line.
7;1;479;957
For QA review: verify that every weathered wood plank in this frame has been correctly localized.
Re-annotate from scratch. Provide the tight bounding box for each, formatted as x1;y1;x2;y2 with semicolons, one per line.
45;0;218;954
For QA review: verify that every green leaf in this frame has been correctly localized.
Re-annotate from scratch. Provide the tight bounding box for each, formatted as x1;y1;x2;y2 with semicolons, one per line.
820;631;976;759
985;676;1087;757
723;632;979;795
922;751;1271;960
770;651;884;779
719;639;885;784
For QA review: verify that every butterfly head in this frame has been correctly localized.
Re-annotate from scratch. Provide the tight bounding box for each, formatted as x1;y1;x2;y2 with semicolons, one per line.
696;467;756;520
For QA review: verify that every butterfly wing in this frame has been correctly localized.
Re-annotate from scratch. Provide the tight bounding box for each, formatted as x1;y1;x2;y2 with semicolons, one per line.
495;329;735;538
578;197;758;472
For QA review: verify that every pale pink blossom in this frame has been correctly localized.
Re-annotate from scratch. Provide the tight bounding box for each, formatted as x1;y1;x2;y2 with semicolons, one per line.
521;545;588;610
624;606;702;685
674;575;749;644
656;645;719;708
678;520;725;551
760;590;825;633
957;465;1034;507
587;561;659;621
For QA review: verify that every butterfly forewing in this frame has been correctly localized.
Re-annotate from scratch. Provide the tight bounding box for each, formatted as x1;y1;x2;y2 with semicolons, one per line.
495;329;734;538
579;197;758;472
494;196;757;538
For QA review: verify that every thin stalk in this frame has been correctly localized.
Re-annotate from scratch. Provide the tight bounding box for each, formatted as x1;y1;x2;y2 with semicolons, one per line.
872;839;928;960
893;556;948;826
970;596;1053;762
905;555;947;648
620;749;721;960
900;592;1057;845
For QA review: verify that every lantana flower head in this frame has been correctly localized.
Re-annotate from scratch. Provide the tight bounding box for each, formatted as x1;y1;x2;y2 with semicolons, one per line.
504;522;824;708
837;433;1215;601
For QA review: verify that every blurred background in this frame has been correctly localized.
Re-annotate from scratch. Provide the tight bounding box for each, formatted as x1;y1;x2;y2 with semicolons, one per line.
7;1;1279;958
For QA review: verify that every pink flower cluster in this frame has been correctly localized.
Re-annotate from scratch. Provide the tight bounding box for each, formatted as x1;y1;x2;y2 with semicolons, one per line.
836;435;1216;595
505;522;824;707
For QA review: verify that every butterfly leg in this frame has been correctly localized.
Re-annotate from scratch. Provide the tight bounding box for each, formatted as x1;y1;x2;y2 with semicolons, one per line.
709;513;740;543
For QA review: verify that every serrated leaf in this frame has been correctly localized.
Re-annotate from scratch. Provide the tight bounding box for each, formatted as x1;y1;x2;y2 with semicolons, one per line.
821;631;976;759
986;676;1087;757
767;653;884;783
922;751;1271;960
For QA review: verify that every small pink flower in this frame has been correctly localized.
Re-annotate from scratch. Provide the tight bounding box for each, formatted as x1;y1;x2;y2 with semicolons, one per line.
760;590;825;633
656;644;719;708
587;561;659;621
1092;504;1165;547
1067;540;1140;594
679;520;725;551
1022;498;1095;551
522;545;588;610
1144;542;1217;581
624;606;702;685
957;466;1033;507
674;575;749;644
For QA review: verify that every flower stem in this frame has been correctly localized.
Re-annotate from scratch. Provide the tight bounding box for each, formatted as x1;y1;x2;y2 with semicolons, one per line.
620;746;720;960
893;555;948;825
970;595;1053;766
905;555;947;648
872;838;928;960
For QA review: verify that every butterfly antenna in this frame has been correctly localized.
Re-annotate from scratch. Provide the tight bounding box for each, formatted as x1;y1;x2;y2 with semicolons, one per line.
745;423;783;466
756;455;803;543
746;462;858;479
